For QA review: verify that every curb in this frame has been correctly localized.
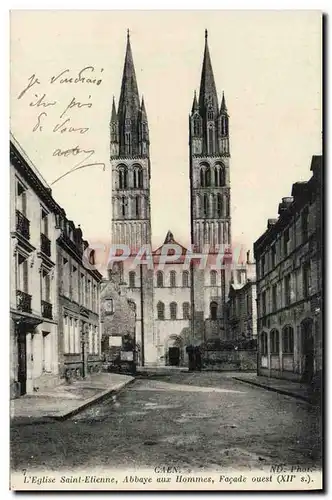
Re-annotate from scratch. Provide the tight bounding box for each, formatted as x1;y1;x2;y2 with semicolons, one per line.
11;377;135;426
233;377;311;404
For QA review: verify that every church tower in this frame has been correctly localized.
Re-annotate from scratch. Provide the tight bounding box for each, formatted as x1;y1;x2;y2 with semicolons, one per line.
111;30;152;253
189;29;231;253
110;31;155;366
189;31;232;344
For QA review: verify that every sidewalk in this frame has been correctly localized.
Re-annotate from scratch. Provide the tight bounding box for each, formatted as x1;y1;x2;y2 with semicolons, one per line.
233;373;313;403
10;373;134;425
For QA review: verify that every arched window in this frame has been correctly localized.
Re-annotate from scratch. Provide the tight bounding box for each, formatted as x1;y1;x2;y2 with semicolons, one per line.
156;271;164;288
128;271;136;288
121;196;126;217
200;168;205;187
210;301;218;320
207;108;214;120
170;302;177;320
282;325;294;354
217;194;222;217
214;164;225;187
208;124;214;154
203;194;209;217
260;332;268;356
135;196;140;218
118;166;128;189
193;117;200;136
133;166;143;189
182;271;189;287
125;132;132;155
210;270;217;286
205;167;211;187
170;271;176;288
157;301;165;320
270;329;280;354
183;302;190;320
221;116;228;136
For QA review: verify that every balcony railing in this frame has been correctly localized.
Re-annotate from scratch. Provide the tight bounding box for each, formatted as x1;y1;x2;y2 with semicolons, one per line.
41;233;51;257
16;210;30;240
16;290;32;313
41;300;53;319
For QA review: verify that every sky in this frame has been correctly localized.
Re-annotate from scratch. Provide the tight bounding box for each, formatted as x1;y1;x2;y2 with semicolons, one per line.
10;10;322;256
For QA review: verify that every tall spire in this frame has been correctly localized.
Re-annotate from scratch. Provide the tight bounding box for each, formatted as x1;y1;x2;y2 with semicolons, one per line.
118;30;140;119
191;90;199;113
198;30;218;113
220;91;227;112
111;96;117;121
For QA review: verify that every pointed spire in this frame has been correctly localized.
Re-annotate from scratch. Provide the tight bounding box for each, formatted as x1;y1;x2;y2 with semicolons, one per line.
118;30;140;119
191;90;199;113
198;30;218;113
141;95;147;118
164;230;175;244
111;96;117;121
220;91;227;112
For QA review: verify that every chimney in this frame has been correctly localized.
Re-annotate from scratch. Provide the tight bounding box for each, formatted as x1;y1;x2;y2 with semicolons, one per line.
278;196;293;215
267;218;278;229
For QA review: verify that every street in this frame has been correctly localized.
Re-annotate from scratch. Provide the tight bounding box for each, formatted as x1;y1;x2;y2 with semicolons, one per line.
11;372;322;473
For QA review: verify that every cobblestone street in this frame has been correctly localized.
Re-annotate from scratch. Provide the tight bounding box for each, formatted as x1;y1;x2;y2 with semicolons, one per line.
11;372;322;473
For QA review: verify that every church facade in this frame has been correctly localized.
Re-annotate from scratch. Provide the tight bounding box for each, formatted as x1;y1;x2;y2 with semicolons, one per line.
110;31;239;367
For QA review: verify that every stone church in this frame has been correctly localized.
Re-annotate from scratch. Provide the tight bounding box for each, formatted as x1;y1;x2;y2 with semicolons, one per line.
109;30;246;367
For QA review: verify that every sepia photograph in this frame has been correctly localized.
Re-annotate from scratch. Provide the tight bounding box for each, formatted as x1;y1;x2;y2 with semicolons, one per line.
9;9;323;491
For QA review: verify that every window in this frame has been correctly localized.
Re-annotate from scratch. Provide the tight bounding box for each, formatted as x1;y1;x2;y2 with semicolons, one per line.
170;302;177;320
87;280;92;309
200;168;205;187
121;196;126;217
94;326;99;355
261;254;265;277
81;273;86;305
283;228;290;256
193;117;200;136
133;167;143;188
301;207;309;241
282;325;294;354
156;271;164;288
261;332;268;356
208;125;214;154
214;166;225;187
92;284;97;311
17;254;28;293
64;315;70;353
272;284;277;312
16;180;27;215
118;167;128;189
42;332;51;372
183;302;190;320
217;194;222;217
42;270;51;302
72;266;78;303
129;271;136;288
207;109;214;120
210;301;218;320
271;244;276;268
41;208;49;236
62;257;70;297
89;324;93;354
303;262;311;298
261;290;267;316
221;116;228;136
135;196;140;218
170;271;176;288
210;270;217;286
182;271;189;287
157;301;165;320
203;194;209;217
270;329;280;354
74;319;80;354
246;294;250;315
284;274;291;306
125;132;132;155
237;270;242;284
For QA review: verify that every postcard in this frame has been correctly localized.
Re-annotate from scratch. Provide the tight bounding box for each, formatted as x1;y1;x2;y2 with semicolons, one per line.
9;10;323;491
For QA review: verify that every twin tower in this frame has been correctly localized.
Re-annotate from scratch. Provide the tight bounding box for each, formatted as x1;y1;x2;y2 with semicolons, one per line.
111;30;231;255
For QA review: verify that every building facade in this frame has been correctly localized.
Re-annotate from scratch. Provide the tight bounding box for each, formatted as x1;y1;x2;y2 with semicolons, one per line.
56;218;103;380
10;137;60;398
254;155;322;382
226;255;257;344
110;31;234;367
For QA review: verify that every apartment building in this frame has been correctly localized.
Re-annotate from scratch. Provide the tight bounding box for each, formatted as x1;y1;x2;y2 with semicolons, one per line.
56;218;103;380
254;155;322;382
10;136;61;398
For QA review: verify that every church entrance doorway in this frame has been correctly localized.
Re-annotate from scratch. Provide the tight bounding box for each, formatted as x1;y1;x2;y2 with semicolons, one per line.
168;347;180;366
